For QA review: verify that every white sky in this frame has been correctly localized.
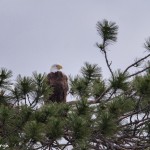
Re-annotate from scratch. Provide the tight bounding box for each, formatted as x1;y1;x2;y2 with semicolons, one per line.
0;0;150;80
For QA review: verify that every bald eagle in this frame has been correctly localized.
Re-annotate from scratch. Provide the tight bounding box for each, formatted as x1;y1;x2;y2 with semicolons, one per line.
47;64;68;103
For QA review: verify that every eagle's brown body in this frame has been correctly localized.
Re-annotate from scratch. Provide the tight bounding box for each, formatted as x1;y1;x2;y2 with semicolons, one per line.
47;71;68;103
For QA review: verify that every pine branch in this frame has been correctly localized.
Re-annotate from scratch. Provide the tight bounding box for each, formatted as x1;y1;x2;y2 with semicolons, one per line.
96;20;118;80
103;49;114;79
127;65;150;78
123;53;150;74
118;104;150;122
95;86;112;102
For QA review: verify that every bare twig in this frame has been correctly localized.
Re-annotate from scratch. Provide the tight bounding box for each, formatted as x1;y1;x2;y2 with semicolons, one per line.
123;53;150;74
103;50;114;79
127;66;150;78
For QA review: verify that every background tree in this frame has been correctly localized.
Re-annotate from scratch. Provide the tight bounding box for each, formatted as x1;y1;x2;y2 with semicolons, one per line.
0;19;150;150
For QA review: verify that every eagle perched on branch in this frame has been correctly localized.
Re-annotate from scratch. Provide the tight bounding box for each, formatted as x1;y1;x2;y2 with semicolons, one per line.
47;64;68;103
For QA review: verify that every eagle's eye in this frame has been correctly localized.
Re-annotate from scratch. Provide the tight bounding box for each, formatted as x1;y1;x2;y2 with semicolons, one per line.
56;65;63;70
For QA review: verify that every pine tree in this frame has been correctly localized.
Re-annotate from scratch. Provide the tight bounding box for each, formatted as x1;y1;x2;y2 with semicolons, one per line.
0;20;150;150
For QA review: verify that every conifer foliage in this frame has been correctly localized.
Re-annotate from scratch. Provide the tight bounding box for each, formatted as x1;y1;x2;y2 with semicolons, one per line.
0;20;150;149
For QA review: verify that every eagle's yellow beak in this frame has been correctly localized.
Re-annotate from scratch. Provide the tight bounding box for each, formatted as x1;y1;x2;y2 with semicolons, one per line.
57;64;63;70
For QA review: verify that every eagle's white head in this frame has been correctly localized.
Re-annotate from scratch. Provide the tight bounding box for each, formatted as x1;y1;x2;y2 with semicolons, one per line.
50;64;63;73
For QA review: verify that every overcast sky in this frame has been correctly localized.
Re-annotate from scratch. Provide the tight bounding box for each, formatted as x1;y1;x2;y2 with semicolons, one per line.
0;0;150;80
